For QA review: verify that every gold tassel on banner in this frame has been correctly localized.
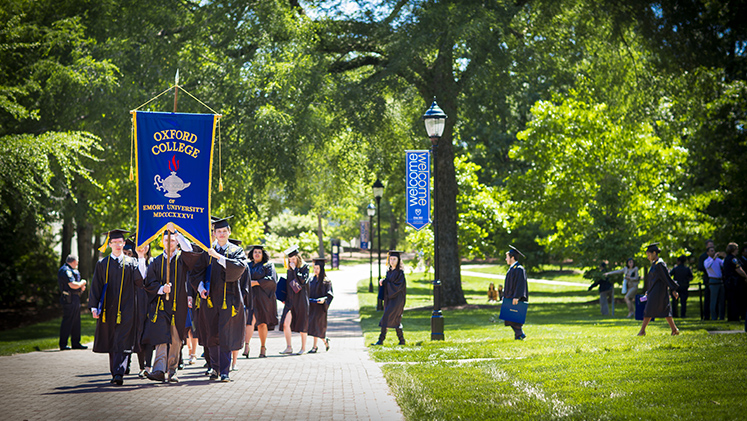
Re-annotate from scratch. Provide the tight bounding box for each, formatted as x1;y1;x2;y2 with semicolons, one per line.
129;116;135;181
217;117;224;192
218;177;224;192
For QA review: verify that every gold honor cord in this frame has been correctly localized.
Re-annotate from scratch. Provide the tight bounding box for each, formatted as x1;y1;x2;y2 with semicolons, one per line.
116;258;125;324
102;257;110;323
206;256;214;308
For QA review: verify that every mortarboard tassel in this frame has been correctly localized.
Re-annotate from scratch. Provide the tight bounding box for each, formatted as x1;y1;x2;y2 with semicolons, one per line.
218;177;224;192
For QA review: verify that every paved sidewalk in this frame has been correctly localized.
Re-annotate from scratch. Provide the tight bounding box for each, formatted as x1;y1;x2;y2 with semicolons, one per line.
0;264;403;421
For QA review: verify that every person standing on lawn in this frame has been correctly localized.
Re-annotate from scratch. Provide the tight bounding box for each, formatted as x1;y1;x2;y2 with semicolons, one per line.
637;243;680;336
58;255;87;350
704;245;725;320
503;246;529;340
669;255;693;318
589;262;614;316
372;251;407;346
697;239;714;320
604;258;639;318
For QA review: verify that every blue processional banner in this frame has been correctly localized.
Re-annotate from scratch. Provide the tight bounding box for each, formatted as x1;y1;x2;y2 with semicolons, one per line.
405;150;430;231
133;111;217;251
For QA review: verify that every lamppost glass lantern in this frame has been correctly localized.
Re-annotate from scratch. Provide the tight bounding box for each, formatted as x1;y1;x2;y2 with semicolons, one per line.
373;179;384;200
423;98;447;139
367;202;376;217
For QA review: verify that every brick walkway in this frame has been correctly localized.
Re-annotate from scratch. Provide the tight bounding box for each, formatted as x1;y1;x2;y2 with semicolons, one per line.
0;264;403;420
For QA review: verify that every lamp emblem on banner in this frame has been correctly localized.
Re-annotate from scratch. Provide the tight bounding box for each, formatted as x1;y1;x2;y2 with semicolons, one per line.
405;150;430;231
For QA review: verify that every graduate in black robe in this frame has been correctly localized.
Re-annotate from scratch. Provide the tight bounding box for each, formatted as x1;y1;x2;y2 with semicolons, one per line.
141;229;200;382
280;245;311;355
188;217;247;382
638;243;680;336
503;245;529;340
372;251;407;346
123;239;153;378
248;244;278;358
89;229;147;386
308;258;333;353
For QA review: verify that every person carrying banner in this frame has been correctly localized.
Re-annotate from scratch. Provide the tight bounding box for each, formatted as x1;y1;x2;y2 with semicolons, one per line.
308;257;333;353
141;226;200;383
503;246;529;340
248;244;278;358
280;246;311;355
89;229;148;386
372;251;407;346
637;243;680;336
189;217;247;382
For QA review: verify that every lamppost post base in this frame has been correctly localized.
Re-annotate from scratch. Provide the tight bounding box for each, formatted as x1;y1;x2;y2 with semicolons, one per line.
431;311;444;341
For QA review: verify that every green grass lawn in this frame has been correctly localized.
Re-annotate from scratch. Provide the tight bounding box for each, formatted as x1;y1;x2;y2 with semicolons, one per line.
0;314;96;356
361;266;747;420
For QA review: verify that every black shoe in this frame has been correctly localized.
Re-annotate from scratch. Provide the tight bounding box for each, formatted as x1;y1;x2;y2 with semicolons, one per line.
178;363;184;370
398;340;406;345
71;344;88;350
371;341;383;346
325;338;330;351
209;370;219;380
113;374;124;386
308;347;318;354
59;346;71;351
147;370;165;382
220;374;230;382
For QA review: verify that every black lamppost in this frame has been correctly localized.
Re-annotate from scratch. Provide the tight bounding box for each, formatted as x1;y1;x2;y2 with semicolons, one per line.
367;202;375;293
423;98;447;341
373;179;384;311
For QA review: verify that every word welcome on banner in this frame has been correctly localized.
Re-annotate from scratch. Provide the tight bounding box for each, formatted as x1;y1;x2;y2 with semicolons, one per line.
134;111;217;250
405;150;430;231
360;220;371;250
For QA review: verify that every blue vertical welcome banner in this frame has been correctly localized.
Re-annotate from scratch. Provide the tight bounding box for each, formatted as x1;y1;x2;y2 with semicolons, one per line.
405;150;431;231
133;111;217;251
360;220;370;249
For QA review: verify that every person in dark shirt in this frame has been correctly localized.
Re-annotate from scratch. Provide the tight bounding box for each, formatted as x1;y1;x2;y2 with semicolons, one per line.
588;262;614;316
58;255;87;350
670;255;693;317
697;239;714;320
723;242;747;321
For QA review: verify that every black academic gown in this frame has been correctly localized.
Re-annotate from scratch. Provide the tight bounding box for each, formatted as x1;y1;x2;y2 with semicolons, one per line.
504;262;529;302
90;255;144;354
250;261;278;329
282;264;310;333
188;243;247;351
379;269;406;329
308;276;333;338
644;258;679;318
239;269;254;325
141;251;200;345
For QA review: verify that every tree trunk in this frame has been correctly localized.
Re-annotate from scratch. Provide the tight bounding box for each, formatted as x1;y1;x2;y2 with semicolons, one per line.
74;191;94;281
60;206;74;267
317;213;325;258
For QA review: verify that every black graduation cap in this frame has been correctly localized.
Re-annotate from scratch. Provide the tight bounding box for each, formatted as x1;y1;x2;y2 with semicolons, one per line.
284;245;299;257
212;216;233;229
508;245;525;259
312;257;326;267
228;238;242;246
388;250;403;258
98;229;130;253
124;238;136;252
646;242;661;253
248;244;264;250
